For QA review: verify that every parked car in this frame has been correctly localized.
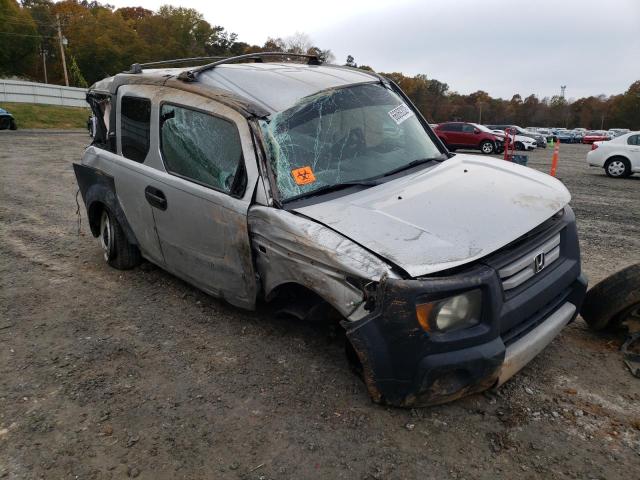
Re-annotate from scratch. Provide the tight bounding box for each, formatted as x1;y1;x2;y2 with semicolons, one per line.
486;124;547;148
586;131;640;177
608;128;630;138
582;130;609;144
490;129;537;151
535;128;558;142
0;107;17;130
555;130;578;143
434;121;500;154
75;53;587;407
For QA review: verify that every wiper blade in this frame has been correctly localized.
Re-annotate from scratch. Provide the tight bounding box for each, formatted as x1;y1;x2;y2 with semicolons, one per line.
381;154;447;178
285;179;380;202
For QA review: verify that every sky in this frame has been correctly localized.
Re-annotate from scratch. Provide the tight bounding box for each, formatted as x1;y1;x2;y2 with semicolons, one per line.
106;0;640;100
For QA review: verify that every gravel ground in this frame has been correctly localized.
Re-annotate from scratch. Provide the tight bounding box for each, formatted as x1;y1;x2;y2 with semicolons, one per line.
1;132;639;479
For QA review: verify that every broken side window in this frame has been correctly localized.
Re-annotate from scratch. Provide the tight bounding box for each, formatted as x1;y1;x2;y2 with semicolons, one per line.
159;103;242;193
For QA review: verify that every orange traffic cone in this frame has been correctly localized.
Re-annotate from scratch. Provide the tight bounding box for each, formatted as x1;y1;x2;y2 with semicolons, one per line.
550;140;560;177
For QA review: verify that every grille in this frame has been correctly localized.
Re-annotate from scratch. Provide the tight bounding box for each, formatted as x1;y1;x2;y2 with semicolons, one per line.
498;233;561;291
502;287;571;346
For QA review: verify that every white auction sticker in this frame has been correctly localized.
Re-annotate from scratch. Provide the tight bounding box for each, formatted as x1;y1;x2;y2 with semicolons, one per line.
388;103;414;125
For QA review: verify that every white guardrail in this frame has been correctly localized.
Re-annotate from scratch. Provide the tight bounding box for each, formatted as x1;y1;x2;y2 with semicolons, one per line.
0;79;87;108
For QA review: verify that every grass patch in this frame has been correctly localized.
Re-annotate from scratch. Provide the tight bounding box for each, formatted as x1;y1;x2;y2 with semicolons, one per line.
1;102;89;129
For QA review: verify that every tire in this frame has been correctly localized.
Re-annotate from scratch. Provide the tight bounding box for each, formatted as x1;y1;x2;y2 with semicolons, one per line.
9;119;17;130
604;157;631;178
480;140;494;155
581;264;640;331
0;117;9;130
98;208;141;270
514;142;524;151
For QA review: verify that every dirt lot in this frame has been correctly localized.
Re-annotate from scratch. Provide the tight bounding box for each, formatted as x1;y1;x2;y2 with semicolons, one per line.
1;132;639;479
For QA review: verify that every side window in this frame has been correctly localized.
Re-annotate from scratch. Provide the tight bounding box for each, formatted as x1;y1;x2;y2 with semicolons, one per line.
627;135;639;146
462;124;475;133
121;96;151;162
160;104;242;193
448;123;463;132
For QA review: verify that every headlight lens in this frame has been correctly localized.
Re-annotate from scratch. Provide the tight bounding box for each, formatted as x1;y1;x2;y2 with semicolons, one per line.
416;289;482;333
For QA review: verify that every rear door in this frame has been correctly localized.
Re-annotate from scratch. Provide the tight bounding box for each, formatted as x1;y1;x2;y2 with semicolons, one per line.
444;123;464;146
106;86;164;264
142;88;259;309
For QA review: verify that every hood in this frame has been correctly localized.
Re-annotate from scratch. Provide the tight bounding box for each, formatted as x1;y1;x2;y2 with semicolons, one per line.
293;155;570;277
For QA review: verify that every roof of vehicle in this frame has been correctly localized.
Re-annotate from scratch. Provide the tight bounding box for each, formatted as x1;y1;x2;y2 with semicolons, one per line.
90;62;380;116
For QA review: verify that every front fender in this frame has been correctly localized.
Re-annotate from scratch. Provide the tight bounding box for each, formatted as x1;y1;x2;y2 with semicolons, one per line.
248;206;396;317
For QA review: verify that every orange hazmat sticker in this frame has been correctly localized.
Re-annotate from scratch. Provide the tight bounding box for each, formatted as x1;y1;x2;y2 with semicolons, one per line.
291;166;316;185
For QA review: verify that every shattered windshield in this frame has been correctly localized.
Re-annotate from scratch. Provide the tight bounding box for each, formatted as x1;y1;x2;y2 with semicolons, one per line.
259;83;441;201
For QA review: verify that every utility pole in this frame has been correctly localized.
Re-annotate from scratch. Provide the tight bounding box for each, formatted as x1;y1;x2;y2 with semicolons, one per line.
478;102;483;124
41;46;48;84
56;14;69;86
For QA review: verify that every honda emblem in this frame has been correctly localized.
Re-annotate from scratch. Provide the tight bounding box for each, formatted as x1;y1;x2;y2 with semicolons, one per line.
534;252;546;273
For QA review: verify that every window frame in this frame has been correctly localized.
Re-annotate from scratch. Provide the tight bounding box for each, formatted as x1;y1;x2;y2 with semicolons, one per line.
157;100;247;198
119;94;152;163
627;134;639;146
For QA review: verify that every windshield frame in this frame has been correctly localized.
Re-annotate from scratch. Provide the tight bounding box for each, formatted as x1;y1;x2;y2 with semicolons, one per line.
257;79;448;207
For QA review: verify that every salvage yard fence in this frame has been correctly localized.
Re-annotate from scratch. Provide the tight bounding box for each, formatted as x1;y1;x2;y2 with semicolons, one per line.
0;79;87;108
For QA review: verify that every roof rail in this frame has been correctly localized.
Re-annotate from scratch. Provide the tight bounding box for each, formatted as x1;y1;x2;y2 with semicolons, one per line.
125;56;229;74
177;52;322;82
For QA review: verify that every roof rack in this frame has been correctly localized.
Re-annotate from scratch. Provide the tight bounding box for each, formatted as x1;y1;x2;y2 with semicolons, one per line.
126;56;228;74
177;52;322;82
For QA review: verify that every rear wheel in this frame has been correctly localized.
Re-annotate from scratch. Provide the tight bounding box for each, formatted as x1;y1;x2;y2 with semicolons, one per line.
99;208;141;270
604;157;631;178
480;140;494;154
514;142;524;151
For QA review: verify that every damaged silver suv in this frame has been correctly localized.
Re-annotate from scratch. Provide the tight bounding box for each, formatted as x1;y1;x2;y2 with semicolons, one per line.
75;53;587;407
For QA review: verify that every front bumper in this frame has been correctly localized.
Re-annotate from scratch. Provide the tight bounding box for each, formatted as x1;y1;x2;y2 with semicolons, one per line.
345;209;587;407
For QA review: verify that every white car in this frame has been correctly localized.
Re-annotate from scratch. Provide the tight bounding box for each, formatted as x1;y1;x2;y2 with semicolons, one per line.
586;131;640;178
491;130;538;151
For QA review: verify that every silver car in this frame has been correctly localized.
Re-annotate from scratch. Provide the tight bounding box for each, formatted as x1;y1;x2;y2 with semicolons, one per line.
75;53;587;407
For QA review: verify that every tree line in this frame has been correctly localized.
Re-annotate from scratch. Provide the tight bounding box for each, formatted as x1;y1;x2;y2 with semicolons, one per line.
2;0;638;130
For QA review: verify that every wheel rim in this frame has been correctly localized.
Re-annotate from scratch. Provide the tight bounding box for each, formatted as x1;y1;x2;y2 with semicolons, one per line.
99;210;111;261
607;160;626;177
482;143;492;153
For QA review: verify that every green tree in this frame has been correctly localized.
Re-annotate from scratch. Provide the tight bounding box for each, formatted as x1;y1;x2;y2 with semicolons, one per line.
0;0;39;77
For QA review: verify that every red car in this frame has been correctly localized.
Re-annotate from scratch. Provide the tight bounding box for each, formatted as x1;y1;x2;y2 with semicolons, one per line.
434;122;500;154
582;131;609;144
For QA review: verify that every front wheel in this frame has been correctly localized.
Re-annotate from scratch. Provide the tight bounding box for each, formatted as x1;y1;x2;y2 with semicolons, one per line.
581;264;640;330
604;157;631;178
480;140;495;154
99;208;141;270
9;119;17;130
514;142;524;151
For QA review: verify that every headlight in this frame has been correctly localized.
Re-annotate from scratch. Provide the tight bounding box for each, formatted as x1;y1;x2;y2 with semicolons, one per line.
415;289;482;333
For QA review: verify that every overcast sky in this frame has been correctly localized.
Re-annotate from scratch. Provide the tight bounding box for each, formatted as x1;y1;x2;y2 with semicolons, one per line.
107;0;640;100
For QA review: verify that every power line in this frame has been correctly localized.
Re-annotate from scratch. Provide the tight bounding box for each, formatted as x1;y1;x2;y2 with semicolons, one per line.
0;31;56;38
1;14;63;26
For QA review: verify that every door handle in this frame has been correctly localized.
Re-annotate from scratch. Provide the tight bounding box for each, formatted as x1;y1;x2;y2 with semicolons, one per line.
145;186;167;211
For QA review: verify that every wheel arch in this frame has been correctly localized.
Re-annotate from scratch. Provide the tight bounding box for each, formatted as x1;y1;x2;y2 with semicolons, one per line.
605;154;631;165
73;163;139;245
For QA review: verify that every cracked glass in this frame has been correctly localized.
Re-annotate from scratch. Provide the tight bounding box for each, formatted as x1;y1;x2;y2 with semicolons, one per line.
260;83;440;201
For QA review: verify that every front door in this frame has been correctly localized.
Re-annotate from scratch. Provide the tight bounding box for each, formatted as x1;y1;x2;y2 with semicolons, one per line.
142;89;259;309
